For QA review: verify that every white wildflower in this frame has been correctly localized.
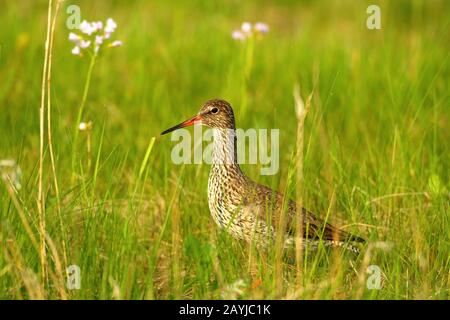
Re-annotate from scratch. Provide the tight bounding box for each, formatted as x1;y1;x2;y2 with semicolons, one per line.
79;40;91;49
241;22;252;33
69;32;81;42
104;18;117;34
109;40;123;47
79;121;92;131
92;21;103;32
79;20;94;35
79;122;87;131
254;22;269;34
232;21;270;41
95;35;104;45
69;17;122;56
71;46;81;55
232;30;245;41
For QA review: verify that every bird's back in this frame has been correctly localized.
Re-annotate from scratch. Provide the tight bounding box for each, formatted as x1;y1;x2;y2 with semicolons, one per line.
244;180;364;245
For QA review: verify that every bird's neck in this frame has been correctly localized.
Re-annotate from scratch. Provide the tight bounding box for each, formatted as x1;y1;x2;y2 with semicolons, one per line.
211;128;242;174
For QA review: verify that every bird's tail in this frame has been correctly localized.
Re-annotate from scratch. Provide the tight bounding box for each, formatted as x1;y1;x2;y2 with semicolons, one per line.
322;239;364;254
320;222;365;253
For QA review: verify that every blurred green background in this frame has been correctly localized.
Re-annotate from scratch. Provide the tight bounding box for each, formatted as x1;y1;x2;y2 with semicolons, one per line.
0;0;448;299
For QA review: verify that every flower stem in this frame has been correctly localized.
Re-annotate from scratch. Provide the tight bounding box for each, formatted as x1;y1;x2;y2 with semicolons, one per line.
241;37;254;116
71;53;97;182
38;0;53;288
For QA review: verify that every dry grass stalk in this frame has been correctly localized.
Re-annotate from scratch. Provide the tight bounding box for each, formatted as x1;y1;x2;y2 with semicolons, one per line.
293;83;313;290
4;240;45;299
1;175;39;251
37;0;54;285
38;0;67;286
45;233;68;299
46;0;68;274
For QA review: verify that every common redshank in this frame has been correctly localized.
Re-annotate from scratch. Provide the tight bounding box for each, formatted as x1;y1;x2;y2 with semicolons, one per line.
161;99;364;252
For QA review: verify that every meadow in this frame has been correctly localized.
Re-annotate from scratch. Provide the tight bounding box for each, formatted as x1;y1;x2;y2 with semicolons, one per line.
0;0;449;299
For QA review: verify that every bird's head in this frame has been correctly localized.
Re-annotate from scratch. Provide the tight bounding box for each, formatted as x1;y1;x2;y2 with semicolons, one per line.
161;99;235;135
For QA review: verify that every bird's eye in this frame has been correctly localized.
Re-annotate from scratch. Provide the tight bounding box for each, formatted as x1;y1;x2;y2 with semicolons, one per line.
211;107;219;114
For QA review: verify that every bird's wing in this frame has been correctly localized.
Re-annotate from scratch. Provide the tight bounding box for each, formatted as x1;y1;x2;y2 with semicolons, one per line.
242;181;364;243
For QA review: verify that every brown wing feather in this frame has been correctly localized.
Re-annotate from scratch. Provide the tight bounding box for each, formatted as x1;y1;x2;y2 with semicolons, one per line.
242;181;364;243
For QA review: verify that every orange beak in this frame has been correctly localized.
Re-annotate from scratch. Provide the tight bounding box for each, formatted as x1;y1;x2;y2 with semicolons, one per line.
161;114;202;135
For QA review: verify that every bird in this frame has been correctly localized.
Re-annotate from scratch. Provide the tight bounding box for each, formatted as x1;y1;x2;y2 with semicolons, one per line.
161;99;365;253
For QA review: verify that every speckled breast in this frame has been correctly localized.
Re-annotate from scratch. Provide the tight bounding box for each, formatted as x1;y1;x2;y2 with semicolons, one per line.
207;166;274;245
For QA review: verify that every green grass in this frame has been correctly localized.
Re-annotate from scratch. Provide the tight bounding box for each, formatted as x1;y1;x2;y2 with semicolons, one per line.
0;0;449;299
